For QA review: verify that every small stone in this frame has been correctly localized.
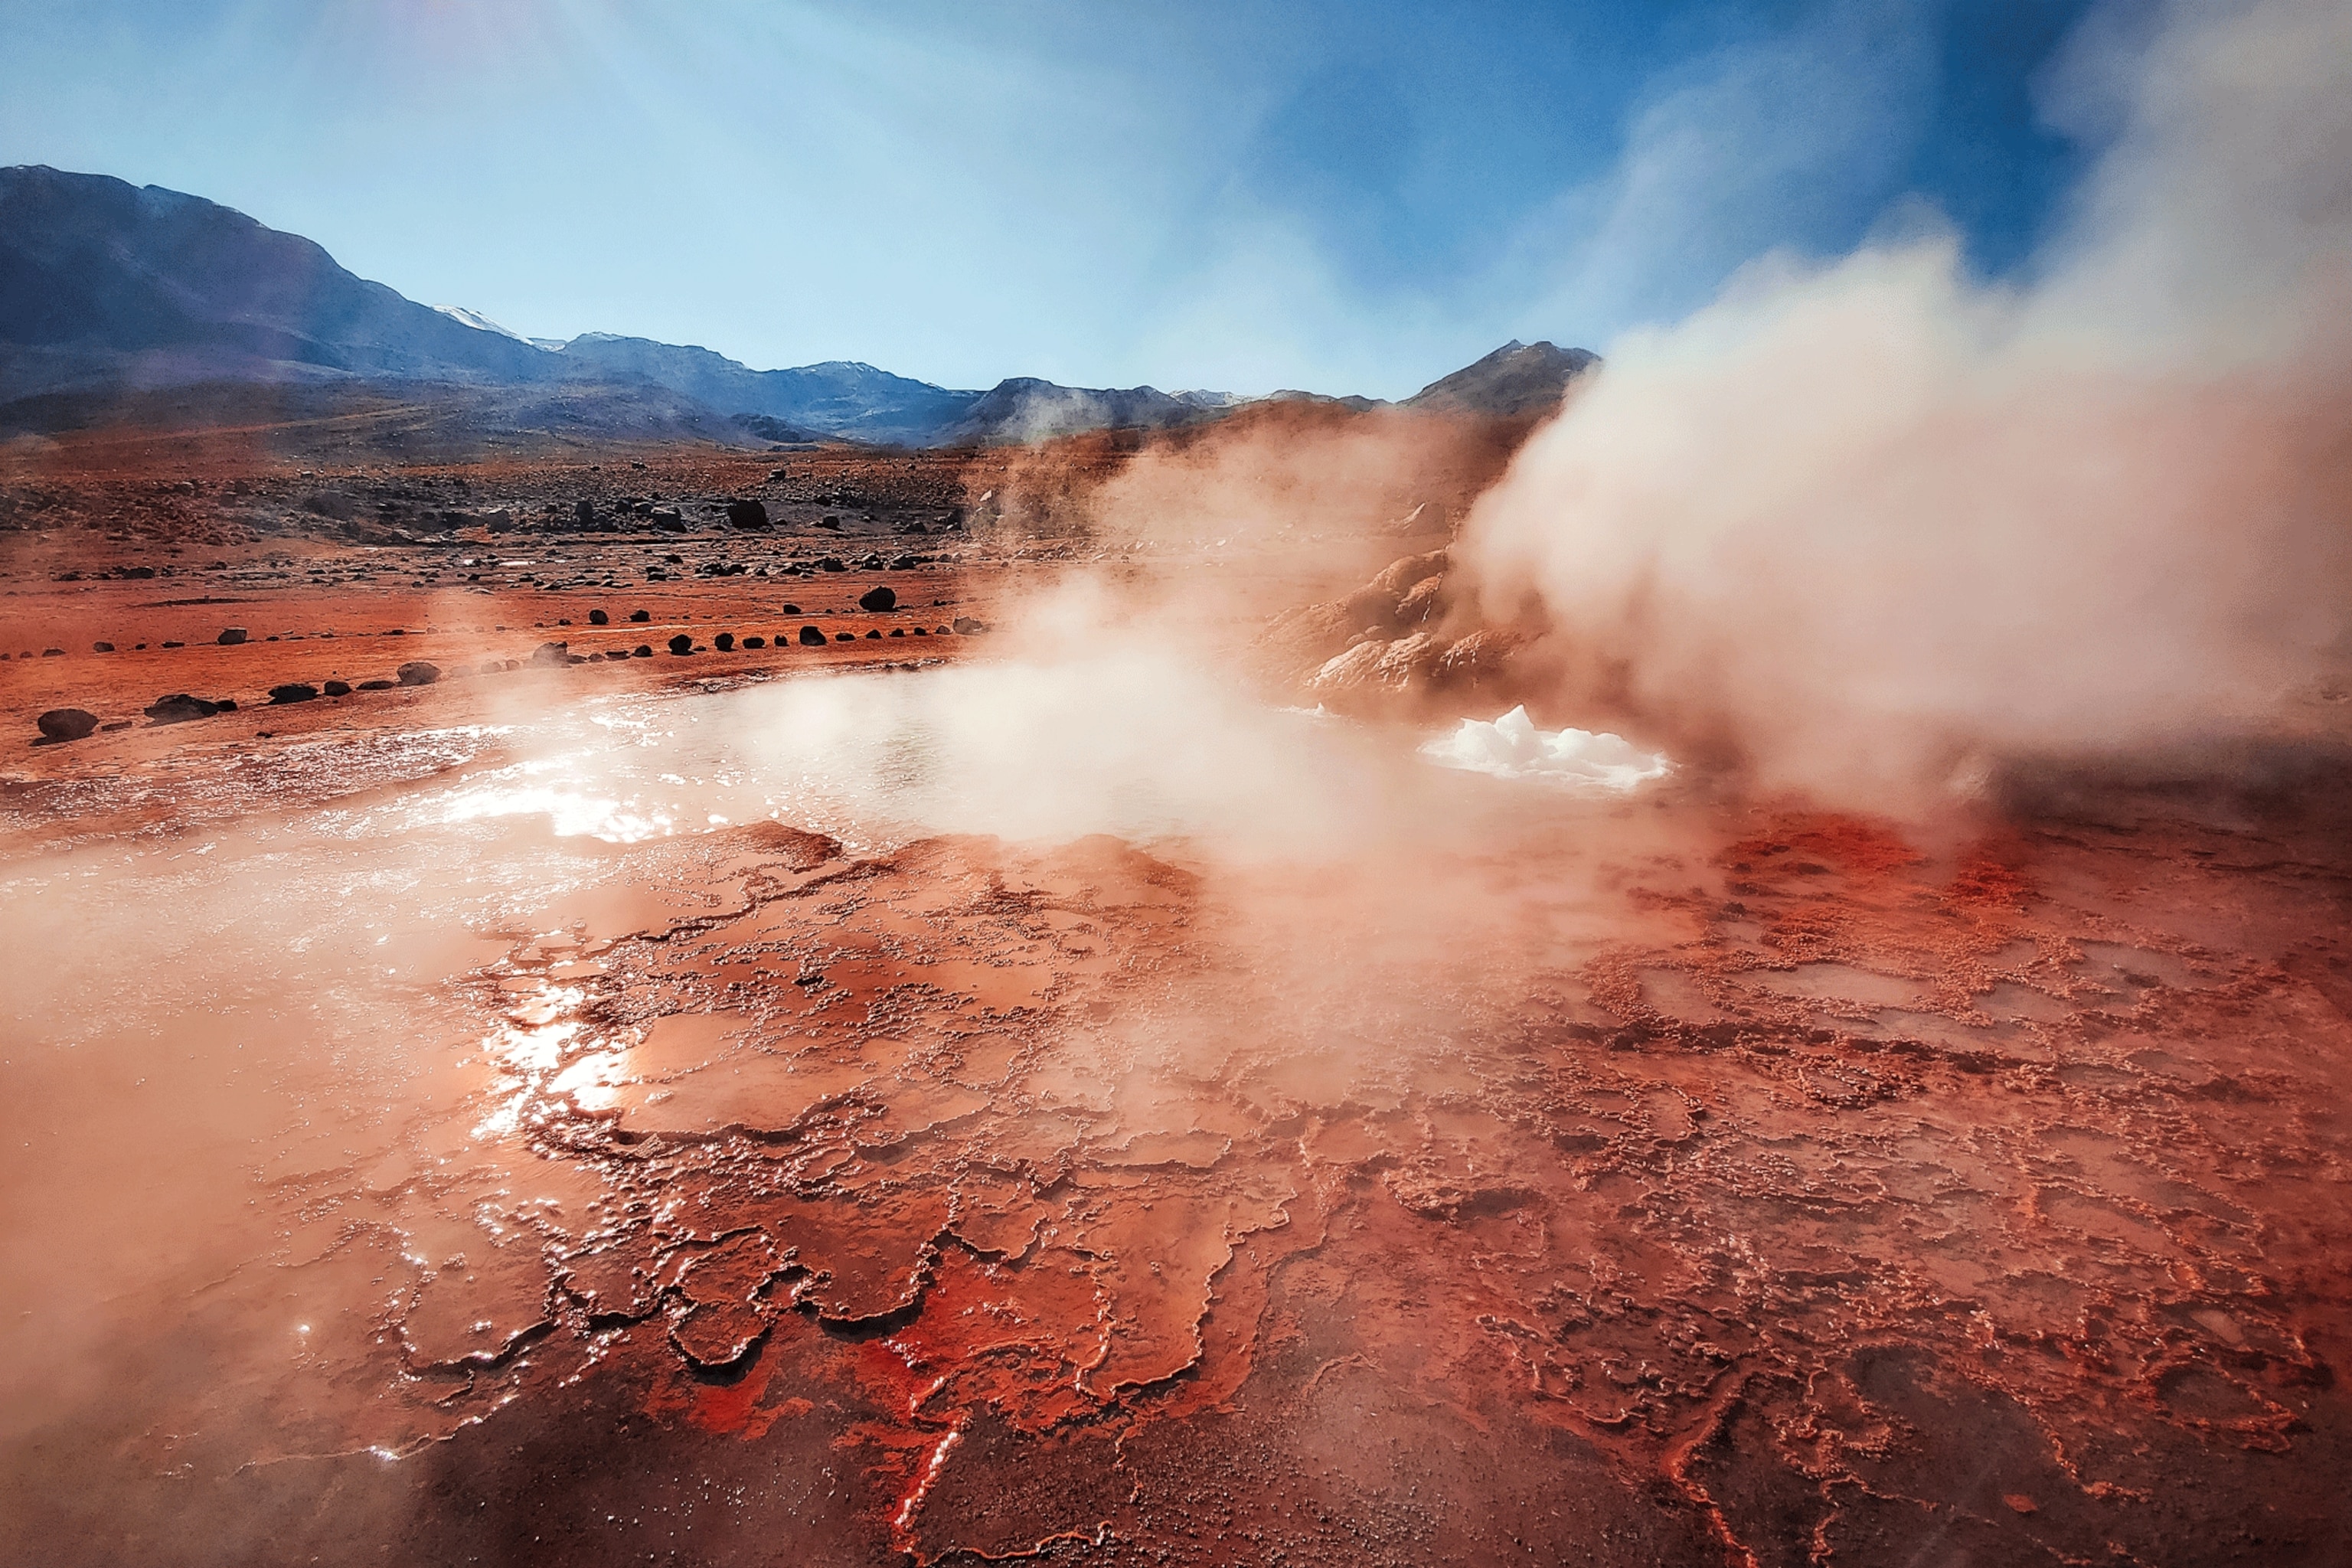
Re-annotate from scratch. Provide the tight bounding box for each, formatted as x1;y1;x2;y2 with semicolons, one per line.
217;627;248;645
726;499;769;529
952;616;987;635
323;680;352;697
779;603;802;614
41;648;64;658
396;661;441;686
629;609;651;622
38;708;99;742
835;632;854;642
668;633;694;655
590;609;609;625
355;678;396;691
819;557;846;572
858;585;897;612
864;629;882;639
267;683;319;704
92;641;115;653
634;645;653;658
742;636;766;649
144;693;221;724
799;626;828;646
714;632;736;652
889;628;906;637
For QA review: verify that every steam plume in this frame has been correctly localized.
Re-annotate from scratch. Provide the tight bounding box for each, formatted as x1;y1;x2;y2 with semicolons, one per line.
1460;0;2352;807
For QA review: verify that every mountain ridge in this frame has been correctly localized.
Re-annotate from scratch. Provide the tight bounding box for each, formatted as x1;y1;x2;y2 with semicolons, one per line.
0;165;1599;447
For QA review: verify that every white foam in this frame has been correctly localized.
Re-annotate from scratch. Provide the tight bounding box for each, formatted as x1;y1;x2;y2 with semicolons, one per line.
1420;706;1670;791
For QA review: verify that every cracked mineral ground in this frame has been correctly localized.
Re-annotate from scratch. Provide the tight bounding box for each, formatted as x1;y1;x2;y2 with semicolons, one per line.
5;492;2350;1565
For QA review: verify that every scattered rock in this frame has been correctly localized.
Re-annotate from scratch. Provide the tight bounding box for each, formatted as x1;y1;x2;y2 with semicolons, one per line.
799;626;828;646
835;632;854;642
574;498;597;526
589;609;609;625
633;645;653;658
629;609;651;622
323;680;352;697
889;628;906;637
818;557;846;572
779;603;802;614
267;683;319;704
952;616;987;635
355;678;397;691
92;641;115;653
38;708;99;742
668;633;694;655
714;632;736;652
726;499;769;529
217;627;248;645
145;693;222;724
864;629;882;639
41;648;64;658
530;642;570;667
396;661;441;686
742;635;766;649
858;585;897;612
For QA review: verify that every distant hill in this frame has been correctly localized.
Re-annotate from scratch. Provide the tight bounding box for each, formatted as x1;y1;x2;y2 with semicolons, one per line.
941;378;1225;446
1400;339;1598;417
0;165;1599;448
0;165;549;390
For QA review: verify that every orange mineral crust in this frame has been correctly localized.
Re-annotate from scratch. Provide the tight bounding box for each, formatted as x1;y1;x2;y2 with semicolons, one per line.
5;618;2349;1564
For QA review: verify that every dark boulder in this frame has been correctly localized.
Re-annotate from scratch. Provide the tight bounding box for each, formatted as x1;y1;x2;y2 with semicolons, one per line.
217;627;248;645
355;678;396;691
799;626;828;647
835;632;854;642
858;585;897;612
267;683;319;704
629;609;651;622
634;645;653;658
742;636;766;649
668;633;694;655
818;557;846;572
864;629;883;639
92;641;115;653
38;708;98;742
574;498;597;526
726;499;769;529
714;632;736;652
396;661;441;686
145;693;222;724
589;609;609;626
323;680;351;697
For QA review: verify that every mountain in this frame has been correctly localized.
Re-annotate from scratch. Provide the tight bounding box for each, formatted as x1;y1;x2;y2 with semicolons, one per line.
0;165;1599;449
1400;338;1598;417
545;333;981;446
941;378;1225;446
0;165;550;393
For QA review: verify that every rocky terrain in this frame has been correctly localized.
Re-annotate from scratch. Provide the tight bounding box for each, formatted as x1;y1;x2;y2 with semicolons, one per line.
2;310;2346;1568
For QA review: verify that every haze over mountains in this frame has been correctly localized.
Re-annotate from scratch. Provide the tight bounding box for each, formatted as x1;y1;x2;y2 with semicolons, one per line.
0;165;1596;449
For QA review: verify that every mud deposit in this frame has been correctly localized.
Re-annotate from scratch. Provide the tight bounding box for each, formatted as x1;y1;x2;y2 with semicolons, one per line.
3;665;2349;1567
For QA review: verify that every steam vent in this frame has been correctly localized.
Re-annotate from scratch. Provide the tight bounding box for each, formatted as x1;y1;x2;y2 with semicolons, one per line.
5;2;2352;1564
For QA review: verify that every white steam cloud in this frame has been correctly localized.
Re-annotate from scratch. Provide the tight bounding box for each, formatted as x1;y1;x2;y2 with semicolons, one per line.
1461;0;2352;807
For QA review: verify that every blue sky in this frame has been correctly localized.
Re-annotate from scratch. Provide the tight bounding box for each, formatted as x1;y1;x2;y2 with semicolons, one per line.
0;0;2098;395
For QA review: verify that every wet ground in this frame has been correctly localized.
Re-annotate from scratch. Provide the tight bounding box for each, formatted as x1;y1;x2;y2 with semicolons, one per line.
3;635;2348;1567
